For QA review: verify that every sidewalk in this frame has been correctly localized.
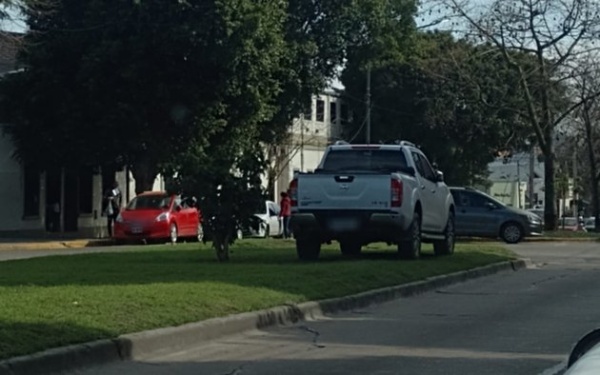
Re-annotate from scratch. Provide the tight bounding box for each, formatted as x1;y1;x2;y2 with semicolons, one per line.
0;237;114;251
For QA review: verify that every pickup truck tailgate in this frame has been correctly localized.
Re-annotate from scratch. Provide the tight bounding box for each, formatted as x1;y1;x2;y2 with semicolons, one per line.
297;173;392;211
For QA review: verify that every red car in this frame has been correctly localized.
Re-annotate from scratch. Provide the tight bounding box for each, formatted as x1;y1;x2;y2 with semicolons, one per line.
114;191;203;244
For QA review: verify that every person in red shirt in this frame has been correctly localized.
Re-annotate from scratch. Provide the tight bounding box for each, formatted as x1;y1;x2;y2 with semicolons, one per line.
279;191;292;239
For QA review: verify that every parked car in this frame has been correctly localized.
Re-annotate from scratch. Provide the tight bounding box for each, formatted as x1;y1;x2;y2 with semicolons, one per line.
585;217;599;232
113;191;203;244
450;187;543;244
290;140;455;260
527;208;545;226
559;217;581;231
246;200;283;238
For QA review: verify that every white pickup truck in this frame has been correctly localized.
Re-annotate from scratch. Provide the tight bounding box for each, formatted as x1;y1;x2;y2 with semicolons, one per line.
288;141;455;261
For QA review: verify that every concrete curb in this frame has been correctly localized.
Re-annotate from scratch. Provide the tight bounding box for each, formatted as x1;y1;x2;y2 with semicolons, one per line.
0;259;528;375
525;237;599;242
457;237;599;243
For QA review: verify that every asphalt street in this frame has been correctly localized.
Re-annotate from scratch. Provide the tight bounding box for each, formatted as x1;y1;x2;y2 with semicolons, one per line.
57;241;599;375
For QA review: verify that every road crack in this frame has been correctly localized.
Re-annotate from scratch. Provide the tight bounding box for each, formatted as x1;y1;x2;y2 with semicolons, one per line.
221;365;245;375
298;325;326;348
435;290;496;296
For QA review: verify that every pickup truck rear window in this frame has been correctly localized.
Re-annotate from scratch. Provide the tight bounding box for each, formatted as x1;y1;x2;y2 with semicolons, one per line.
320;149;409;172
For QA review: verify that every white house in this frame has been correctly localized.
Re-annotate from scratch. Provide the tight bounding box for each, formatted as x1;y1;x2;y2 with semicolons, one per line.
0;131;165;238
269;91;348;196
485;153;545;210
484;151;576;217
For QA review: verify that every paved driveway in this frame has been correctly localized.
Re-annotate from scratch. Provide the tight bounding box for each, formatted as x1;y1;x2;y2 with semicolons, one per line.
67;241;600;375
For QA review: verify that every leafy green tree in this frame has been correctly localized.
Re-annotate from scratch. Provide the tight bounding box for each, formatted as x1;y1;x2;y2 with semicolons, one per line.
1;0;286;193
342;32;537;186
262;0;419;196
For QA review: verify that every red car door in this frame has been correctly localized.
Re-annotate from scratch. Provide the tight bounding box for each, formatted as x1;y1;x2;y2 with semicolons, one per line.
175;196;199;236
171;196;188;235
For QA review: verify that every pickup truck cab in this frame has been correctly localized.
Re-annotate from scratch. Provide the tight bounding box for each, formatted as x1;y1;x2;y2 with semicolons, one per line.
289;141;455;261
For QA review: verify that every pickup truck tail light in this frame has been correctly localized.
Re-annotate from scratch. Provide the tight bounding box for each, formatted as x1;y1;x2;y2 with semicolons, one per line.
289;178;298;207
391;179;403;207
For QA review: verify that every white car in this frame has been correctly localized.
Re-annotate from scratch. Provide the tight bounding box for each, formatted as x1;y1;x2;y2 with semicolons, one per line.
246;200;283;238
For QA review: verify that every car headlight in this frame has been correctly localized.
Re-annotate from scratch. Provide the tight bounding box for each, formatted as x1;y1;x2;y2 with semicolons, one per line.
156;212;170;222
115;213;123;223
528;215;541;224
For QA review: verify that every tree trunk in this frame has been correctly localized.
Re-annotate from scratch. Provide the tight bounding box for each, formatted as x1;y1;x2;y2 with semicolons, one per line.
213;233;230;262
543;134;557;230
592;177;600;231
582;101;600;231
130;158;158;195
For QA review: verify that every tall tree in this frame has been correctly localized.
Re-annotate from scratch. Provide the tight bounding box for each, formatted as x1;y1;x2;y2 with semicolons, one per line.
424;0;600;229
262;0;420;194
1;0;287;193
572;56;600;230
342;32;533;185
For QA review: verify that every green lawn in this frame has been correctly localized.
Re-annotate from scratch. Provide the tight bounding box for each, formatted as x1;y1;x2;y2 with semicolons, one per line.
0;239;515;360
542;230;600;239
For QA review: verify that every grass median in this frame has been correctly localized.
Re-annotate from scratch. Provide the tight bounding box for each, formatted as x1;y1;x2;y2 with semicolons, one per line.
542;230;600;240
0;239;515;360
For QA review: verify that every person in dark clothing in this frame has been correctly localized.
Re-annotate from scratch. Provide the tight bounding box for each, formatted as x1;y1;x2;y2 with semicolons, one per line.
103;181;122;237
279;191;292;239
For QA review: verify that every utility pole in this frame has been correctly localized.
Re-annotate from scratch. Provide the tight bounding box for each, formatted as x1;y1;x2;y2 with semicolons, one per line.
300;114;305;172
573;150;578;217
517;160;521;209
528;144;535;209
366;66;371;144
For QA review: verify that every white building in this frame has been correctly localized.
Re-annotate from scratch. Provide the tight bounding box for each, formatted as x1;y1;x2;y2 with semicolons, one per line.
484;151;575;217
0;131;165;238
269;91;348;196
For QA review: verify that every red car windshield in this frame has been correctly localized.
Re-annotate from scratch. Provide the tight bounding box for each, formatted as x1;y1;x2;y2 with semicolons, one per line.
127;195;171;210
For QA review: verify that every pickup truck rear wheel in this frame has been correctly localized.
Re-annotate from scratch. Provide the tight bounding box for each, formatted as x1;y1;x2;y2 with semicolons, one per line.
434;212;455;256
398;212;421;259
340;241;361;257
296;237;321;261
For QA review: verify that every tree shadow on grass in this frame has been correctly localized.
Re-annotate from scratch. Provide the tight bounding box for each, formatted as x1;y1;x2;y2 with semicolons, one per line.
0;320;115;361
0;242;510;289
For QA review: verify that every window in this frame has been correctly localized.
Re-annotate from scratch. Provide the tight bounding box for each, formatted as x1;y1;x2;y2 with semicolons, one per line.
267;202;279;216
330;102;337;123
303;102;312;121
321;149;409;172
79;167;93;214
450;190;462;206
316;99;325;122
127;194;171;210
23;166;40;217
463;192;498;209
411;152;436;181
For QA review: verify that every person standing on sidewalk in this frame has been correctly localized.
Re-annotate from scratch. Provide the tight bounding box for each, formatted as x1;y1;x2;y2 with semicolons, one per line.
279;191;292;239
103;181;122;237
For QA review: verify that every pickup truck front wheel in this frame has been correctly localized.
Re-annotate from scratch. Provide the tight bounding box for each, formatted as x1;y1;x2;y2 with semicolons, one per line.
296;236;321;261
398;212;421;260
434;212;455;256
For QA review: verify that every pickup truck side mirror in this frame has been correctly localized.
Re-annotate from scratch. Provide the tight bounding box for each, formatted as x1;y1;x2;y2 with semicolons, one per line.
436;170;444;182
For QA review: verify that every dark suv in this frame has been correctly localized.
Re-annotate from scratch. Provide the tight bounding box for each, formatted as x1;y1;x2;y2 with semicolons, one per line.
450;187;543;243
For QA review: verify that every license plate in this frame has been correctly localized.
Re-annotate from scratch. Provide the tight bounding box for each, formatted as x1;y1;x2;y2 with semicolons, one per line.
328;217;360;232
131;226;143;234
